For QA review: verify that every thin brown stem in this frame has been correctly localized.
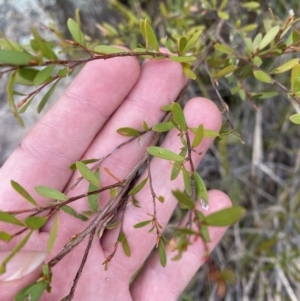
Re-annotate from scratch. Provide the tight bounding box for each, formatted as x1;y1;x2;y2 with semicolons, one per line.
62;227;96;301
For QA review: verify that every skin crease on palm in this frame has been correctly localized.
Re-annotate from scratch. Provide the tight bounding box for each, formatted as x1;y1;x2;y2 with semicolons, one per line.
0;51;232;300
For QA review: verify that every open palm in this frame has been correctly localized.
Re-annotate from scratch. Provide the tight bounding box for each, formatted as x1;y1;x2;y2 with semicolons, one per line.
0;53;231;300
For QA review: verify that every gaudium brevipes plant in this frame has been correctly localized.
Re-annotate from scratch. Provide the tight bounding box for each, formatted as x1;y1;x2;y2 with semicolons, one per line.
1;1;300;300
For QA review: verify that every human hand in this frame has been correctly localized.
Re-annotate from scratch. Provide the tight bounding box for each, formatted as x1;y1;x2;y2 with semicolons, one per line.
0;54;231;300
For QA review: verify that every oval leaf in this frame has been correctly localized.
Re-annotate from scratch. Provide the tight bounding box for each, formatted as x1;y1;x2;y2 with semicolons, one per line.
258;26;279;50
117;127;141;137
290;113;300;125
0;49;34;65
172;190;195;209
172;102;186;131
35;186;68;201
0;211;24;226
128;177;148;195
47;213;59;253
192;124;204;148
133;220;152;228
24;216;47;230
94;45;124;54
67;18;85;45
10;180;38;207
14;281;48;301
33;65;55;86
87;170;100;213
119;232;131;257
147;146;184;161
158;239;167;267
76;161;100;187
204;206;245;226
170;56;197;62
271;58;299;74
194;172;209;204
70;158;99;171
253;70;272;83
37;78;61;113
152;121;175;132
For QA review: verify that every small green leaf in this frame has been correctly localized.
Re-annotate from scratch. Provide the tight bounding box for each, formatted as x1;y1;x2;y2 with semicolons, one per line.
133;220;152;228
194;172;209;205
24;216;47;230
67;18;85;45
19;96;34;114
253;70;272;83
240;24;258;33
170;147;186;180
178;37;187;53
165;39;176;53
214;65;237;78
0;49;34;65
192;124;204;148
271;58;299;74
0;231;12;242
128;177;148;195
140;19;159;51
217;10;229;20
117;127;141;137
182;63;197;79
10;180;38;207
290;113;300;125
173;227;198;235
61;205;88;221
31;27;57;60
152;121;175;132
172;102;186;131
258;26;280;50
158;239;167;267
37;78;61;113
119;232;131;257
70;158;99;170
244;38;254;54
182;167;191;196
142;121;150;131
87;170;100;213
170;56;196;62
15;68;39;86
253;56;262;67
33;65;55;86
14;281;48;301
158;195;164;203
93;45;124;54
110;188;118;198
0;37;22;51
76;161;100;187
47;213;59;253
242;1;260;9
172;190;195;209
147;146;184;161
253;33;263;47
291;63;300;90
57;67;68;78
35;185;68;201
214;43;233;54
200;225;211;242
182;30;203;54
7;71;24;126
161;104;172;111
0;211;24;226
204;206;245;226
